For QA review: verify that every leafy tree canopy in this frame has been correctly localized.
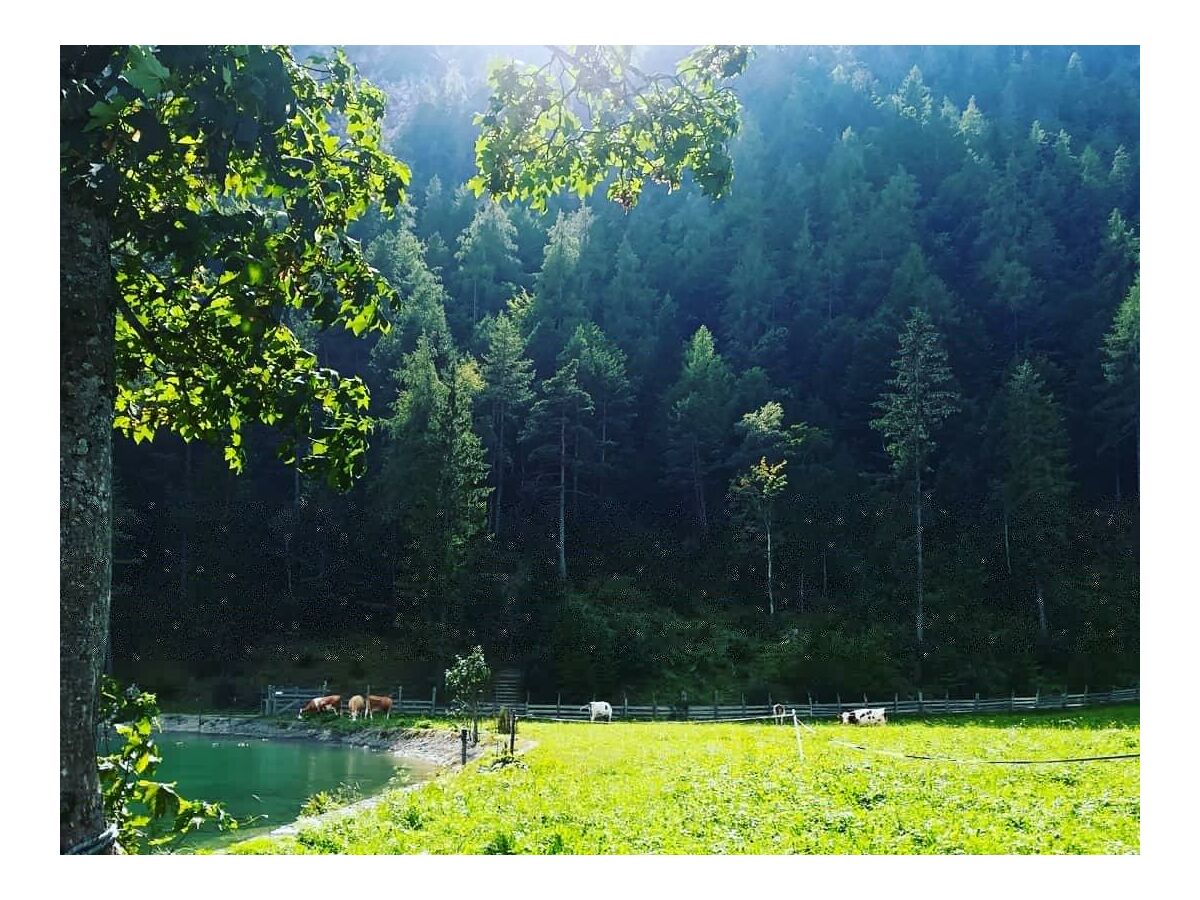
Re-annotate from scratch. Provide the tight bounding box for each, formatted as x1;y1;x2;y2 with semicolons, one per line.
469;45;751;210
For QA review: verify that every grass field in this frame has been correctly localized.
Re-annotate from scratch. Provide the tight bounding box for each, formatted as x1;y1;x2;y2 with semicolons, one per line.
229;705;1139;855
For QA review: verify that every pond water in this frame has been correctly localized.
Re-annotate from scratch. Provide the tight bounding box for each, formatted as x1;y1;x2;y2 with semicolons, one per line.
146;733;434;851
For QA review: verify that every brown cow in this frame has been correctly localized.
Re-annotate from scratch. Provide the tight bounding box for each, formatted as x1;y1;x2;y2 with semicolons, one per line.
348;695;366;720
366;695;393;720
298;694;342;720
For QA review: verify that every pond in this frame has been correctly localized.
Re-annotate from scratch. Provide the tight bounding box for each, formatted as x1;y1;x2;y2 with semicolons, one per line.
145;733;435;851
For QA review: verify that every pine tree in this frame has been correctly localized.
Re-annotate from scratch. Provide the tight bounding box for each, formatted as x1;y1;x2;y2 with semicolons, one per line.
721;234;785;371
480;312;535;538
560;323;634;501
452;200;521;333
379;338;490;593
1003;360;1072;640
1101;275;1140;495
366;225;453;388
522;360;594;581
530;207;593;368
665;326;735;533
871;308;960;659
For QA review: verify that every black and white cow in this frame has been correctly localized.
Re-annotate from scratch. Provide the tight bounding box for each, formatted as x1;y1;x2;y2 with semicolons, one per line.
839;707;887;726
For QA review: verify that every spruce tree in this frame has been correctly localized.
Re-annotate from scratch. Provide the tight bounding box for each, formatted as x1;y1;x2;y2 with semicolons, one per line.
480;312;535;538
1003;360;1072;640
871;308;959;661
665;326;735;533
452;200;521;333
560;323;634;502
522;360;594;581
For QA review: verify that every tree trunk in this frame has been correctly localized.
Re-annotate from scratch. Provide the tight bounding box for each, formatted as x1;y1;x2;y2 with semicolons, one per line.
1035;575;1048;640
494;404;505;538
1114;442;1122;503
180;440;191;604
1003;504;1012;575
765;518;774;616
558;417;567;581
598;401;608;501
915;469;925;647
571;413;580;520
61;200;115;853
691;441;708;533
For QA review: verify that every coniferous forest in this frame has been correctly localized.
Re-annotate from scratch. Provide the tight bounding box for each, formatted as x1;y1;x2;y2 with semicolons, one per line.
108;45;1139;704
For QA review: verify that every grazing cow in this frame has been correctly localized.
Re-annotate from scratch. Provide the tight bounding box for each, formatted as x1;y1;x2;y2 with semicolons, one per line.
772;703;787;725
348;695;366;720
582;701;613;723
366;695;393;720
839;707;887;726
298;694;342;720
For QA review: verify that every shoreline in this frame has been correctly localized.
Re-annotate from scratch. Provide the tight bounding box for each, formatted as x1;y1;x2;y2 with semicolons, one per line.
156;714;507;847
156;713;492;766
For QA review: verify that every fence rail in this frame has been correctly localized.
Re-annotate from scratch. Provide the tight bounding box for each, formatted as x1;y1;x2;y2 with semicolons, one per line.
261;684;1138;721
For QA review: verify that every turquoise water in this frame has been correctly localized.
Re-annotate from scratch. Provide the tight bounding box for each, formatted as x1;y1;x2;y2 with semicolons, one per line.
147;733;431;851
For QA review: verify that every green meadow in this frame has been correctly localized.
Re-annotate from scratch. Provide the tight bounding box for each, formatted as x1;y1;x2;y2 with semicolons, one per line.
230;705;1139;855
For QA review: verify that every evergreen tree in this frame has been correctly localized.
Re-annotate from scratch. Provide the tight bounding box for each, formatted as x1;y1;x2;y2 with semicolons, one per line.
452;200;521;335
522;360;594;581
1003;360;1072;640
560;323;634;501
1101;275;1140;495
871;308;960;662
721;234;786;372
529;207;593;368
379;338;490;596
480;312;535;538
665;327;735;533
366;225;453;388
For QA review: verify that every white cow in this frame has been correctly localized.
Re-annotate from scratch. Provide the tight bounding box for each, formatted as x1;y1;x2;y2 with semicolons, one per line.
839;707;887;725
772;703;787;725
582;701;613;723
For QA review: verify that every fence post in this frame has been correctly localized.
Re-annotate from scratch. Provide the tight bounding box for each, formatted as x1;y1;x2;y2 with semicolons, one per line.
267;684;274;717
808;693;813;719
713;690;718;721
682;690;688;721
1083;685;1088;707
624;693;629;720
652;694;657;721
1010;689;1014;713
894;693;899;717
918;690;924;714
863;693;868;707
398;686;403;714
510;716;518;756
1061;689;1068;710
1034;688;1040;709
432;686;437;716
461;729;468;766
366;684;370;721
974;692;980;713
557;692;561;719
836;693;841;714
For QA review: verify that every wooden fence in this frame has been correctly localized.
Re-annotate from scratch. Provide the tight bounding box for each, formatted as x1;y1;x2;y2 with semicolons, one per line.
262;684;1138;721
